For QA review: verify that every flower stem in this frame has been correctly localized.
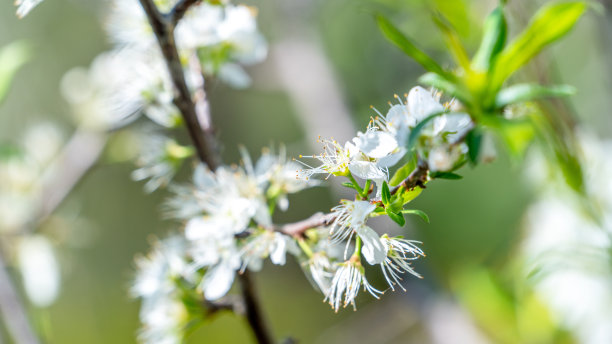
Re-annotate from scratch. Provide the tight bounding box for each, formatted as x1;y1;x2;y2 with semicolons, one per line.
347;172;364;197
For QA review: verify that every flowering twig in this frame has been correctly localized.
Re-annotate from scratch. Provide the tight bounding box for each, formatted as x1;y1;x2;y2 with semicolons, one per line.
138;0;220;170
137;1;273;342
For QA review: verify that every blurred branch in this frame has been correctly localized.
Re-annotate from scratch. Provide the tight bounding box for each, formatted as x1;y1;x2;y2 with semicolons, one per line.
169;0;201;25
38;129;106;224
138;1;273;343
0;251;40;344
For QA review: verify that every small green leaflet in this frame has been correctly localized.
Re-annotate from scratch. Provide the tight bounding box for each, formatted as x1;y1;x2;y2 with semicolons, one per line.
386;208;405;226
430;171;463;180
401;209;430;224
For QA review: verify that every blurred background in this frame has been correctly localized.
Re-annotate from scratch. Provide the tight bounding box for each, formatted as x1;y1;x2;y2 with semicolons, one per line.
1;0;611;343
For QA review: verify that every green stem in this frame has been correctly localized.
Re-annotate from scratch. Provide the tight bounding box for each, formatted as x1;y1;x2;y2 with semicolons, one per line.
347;172;364;197
353;236;362;258
297;238;314;258
361;179;372;199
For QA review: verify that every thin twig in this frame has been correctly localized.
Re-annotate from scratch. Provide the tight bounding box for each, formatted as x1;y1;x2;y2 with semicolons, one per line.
274;212;336;238
138;0;220;170
390;160;429;196
0;250;40;344
137;1;273;343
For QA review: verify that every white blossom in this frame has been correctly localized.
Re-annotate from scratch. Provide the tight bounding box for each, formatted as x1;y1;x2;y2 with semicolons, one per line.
131;134;192;193
240;230;297;271
330;200;386;265
379;237;424;291
324;261;382;312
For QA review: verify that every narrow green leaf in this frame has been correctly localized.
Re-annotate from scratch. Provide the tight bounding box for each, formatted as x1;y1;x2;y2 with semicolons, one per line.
466;129;483;165
386;208;406;227
495;84;576;108
389;152;417;186
419;72;471;105
430;171;463;180
491;2;586;89
432;13;471;71
376;14;450;78
472;6;507;71
401;209;430;224
382;181;391;205
0;41;32;104
406;111;448;150
399;186;423;205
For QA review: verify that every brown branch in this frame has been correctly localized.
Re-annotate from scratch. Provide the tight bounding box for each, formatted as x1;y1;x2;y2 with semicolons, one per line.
138;1;273;343
390;160;429;196
138;0;220;171
204;295;245;317
169;0;201;25
237;271;274;344
275;212;336;238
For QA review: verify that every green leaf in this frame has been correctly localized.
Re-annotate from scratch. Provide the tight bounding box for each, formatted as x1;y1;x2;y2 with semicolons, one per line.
399;186;423;205
376;14;450;78
472;6;507;71
401;209;430;224
487;117;536;158
432;13;471;71
419;72;471;105
0;41;32;105
386;208;406;227
430;171;463;180
490;2;586;89
466;129;483;165
406;111;448;150
495;84;576;108
389;152;417;186
381;181;391;205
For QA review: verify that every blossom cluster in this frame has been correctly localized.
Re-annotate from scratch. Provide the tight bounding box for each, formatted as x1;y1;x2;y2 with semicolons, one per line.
58;0;268;193
295;86;475;311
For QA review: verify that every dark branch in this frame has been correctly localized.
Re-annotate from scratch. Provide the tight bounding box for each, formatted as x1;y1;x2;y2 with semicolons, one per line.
238;271;274;344
205;295;245;317
169;0;201;25
390;160;429;195
138;0;221;171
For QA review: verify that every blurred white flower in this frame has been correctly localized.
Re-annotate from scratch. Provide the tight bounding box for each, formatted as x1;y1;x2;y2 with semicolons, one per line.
131;133;193;193
15;0;43;18
17;235;60;307
185;217;240;301
305;253;335;294
132;235;190;344
240;230;297;271
324;261;381;312
330;200;386;265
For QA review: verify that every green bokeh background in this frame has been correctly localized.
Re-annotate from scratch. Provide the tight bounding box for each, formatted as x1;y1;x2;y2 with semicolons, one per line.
0;0;610;342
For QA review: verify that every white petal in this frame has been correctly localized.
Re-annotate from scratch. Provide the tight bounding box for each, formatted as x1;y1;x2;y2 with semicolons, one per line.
356;226;387;265
348;161;386;180
354;131;398;159
270;234;287;265
407;86;443;124
18;236;60;307
202;263;236;301
377;148;406;168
